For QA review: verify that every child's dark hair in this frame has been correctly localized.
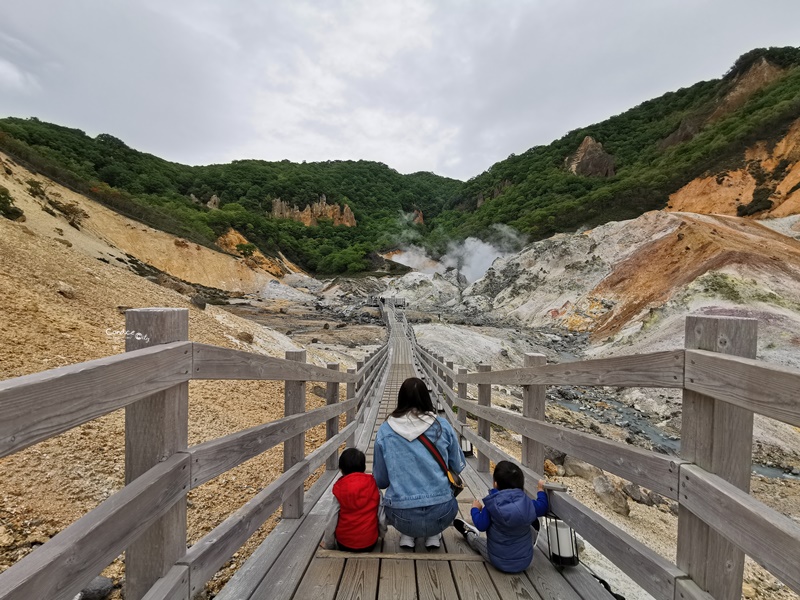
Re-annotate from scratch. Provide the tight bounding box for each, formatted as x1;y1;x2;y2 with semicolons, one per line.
493;460;524;490
339;448;366;475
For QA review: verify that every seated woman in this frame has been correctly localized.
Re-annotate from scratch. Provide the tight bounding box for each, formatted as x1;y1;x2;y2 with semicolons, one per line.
373;377;466;549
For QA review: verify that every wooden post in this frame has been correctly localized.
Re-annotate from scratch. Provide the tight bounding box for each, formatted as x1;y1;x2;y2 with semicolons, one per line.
283;349;307;519
676;316;757;600
346;368;356;447
522;353;546;477
446;361;454;407
477;364;492;473
326;363;340;471
124;308;189;600
437;355;445;395
457;368;468;426
446;361;454;388
356;360;365;392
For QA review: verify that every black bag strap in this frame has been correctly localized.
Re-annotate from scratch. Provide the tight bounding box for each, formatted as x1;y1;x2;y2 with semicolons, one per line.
416;433;449;476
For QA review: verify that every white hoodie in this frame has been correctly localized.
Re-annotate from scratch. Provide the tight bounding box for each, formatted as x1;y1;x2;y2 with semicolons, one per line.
386;410;437;441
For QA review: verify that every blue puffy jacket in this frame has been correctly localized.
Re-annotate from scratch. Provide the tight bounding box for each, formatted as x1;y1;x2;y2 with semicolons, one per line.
471;488;548;572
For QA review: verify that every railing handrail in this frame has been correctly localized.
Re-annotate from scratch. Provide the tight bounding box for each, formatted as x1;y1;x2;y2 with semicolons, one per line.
0;341;193;459
0;319;391;600
414;344;800;427
0;341;380;462
3;310;799;600
411;321;800;600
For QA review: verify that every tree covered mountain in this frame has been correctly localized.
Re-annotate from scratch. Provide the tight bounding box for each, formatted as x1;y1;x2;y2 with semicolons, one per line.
2;47;799;275
0;119;462;273
433;46;800;242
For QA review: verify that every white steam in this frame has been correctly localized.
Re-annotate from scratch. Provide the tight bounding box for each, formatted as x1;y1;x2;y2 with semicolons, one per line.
391;224;526;284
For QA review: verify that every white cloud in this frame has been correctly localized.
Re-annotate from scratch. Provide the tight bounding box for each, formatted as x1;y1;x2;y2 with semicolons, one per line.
0;57;39;93
1;0;800;178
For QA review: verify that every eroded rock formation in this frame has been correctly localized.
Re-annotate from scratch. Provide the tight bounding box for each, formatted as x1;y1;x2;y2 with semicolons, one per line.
710;57;785;122
215;228;289;277
272;195;356;227
565;136;615;177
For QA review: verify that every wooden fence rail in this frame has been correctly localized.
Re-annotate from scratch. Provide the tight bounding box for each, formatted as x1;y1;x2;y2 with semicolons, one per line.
410;315;800;600
2;309;799;600
0;341;193;458
0;307;390;600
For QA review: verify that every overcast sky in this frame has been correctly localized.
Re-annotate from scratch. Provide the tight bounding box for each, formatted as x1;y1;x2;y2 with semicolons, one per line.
1;1;798;181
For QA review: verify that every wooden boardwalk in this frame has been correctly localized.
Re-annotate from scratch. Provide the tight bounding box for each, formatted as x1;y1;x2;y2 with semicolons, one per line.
3;306;798;600
219;308;615;600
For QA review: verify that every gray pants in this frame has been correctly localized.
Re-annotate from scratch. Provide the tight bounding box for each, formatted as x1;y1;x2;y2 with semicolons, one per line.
464;531;490;562
465;523;540;564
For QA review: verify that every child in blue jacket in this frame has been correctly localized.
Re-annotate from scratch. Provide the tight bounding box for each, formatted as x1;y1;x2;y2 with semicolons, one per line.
453;460;548;573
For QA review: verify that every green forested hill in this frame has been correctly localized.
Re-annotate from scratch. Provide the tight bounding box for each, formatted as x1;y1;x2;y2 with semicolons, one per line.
2;47;799;274
0;118;461;273
434;47;800;242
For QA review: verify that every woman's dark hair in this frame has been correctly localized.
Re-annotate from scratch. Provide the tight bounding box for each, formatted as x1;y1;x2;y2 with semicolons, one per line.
390;377;435;418
338;448;366;475
493;460;525;490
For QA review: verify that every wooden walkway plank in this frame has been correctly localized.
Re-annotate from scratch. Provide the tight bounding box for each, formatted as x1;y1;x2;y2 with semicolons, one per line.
335;558;380;600
451;561;503;600
249;486;338;600
380;527;403;554
317;551;484;562
292;557;345;600
215;471;336;600
416;560;459;600
377;559;415;600
487;566;544;600
559;566;619;600
533;526;618;600
534;531;621;600
525;547;583;600
440;525;474;556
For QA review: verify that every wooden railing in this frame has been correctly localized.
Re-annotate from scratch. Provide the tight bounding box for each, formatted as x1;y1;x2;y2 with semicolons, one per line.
0;307;390;600
408;315;800;600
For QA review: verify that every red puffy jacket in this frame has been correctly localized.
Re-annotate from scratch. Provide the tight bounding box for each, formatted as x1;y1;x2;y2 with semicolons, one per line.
333;473;380;550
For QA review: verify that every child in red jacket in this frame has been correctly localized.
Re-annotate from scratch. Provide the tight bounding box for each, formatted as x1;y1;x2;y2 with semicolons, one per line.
322;448;385;551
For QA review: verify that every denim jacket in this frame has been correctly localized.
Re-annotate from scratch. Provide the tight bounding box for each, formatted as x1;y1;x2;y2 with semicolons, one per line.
373;416;466;509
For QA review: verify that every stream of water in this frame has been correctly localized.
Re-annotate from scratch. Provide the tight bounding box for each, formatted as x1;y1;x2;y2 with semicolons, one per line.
554;397;800;481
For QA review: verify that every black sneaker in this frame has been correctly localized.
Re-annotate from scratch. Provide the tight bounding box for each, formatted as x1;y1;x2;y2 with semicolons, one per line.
453;518;468;536
454;518;479;539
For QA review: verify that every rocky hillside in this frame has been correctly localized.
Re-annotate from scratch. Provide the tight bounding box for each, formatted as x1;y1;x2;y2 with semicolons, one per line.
0;150;366;595
442;48;800;242
0;150;296;294
668;118;800;217
387;210;800;366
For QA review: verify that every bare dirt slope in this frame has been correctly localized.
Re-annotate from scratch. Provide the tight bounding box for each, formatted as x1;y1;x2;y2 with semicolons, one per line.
667;117;800;217
0;150;286;293
0;214;363;595
586;212;800;337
